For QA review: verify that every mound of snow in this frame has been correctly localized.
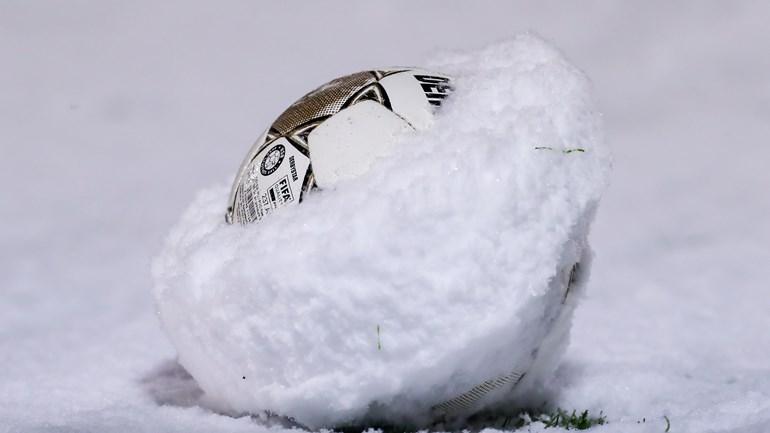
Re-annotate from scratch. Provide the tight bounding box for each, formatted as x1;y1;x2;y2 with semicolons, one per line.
152;34;610;429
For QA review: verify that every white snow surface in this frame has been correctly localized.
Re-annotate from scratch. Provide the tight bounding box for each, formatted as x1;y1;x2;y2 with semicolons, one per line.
2;2;770;433
152;36;609;428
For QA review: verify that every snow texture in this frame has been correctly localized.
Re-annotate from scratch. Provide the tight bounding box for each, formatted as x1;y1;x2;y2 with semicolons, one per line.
3;2;770;433
152;35;610;428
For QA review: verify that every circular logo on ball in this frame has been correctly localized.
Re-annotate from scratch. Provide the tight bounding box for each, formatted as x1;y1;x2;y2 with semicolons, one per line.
260;144;286;176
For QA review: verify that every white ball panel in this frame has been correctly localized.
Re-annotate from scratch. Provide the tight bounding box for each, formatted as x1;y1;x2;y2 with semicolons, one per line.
308;100;413;188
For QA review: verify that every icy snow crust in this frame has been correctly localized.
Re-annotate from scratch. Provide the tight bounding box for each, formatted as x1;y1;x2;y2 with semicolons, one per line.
153;36;610;428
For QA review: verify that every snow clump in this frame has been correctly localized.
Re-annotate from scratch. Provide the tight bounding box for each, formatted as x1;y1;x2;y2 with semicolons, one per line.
152;34;611;429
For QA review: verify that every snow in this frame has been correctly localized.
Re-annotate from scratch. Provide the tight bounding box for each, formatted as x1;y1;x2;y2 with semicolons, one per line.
2;2;770;433
152;35;609;429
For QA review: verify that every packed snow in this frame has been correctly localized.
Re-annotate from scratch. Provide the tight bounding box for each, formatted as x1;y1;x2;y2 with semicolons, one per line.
152;36;610;428
2;2;770;433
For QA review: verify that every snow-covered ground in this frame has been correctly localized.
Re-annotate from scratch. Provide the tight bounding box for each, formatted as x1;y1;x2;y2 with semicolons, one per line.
2;2;769;432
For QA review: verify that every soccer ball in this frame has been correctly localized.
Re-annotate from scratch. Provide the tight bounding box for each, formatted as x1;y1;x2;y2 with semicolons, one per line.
225;68;453;225
156;52;604;428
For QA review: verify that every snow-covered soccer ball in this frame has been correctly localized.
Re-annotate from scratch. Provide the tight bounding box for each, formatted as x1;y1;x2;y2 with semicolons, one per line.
154;38;610;430
225;68;452;225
